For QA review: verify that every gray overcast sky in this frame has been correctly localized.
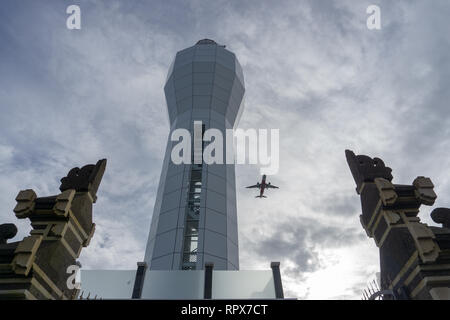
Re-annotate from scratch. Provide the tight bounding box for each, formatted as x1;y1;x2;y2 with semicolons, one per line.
1;0;450;299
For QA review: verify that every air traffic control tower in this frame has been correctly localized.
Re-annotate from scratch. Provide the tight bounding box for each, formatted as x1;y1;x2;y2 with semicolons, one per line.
80;40;284;300
144;39;244;271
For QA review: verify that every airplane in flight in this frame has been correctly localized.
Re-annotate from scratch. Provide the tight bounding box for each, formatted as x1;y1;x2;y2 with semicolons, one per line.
246;174;279;198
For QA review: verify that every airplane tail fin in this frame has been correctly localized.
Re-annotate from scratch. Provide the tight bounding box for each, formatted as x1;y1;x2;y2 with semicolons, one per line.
255;195;267;198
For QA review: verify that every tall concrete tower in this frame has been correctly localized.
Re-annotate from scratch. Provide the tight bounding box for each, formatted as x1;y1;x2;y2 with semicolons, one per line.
144;39;245;270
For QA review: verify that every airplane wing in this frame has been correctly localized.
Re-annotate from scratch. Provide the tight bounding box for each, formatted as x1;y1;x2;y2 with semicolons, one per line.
246;183;260;189
265;184;279;189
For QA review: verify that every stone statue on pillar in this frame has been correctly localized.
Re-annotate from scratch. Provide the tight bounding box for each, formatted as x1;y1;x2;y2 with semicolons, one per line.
346;150;450;300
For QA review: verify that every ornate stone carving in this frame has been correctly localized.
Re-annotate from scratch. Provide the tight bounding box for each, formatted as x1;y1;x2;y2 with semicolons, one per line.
0;224;18;245
431;208;450;229
346;150;450;300
0;159;106;300
345;149;393;194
